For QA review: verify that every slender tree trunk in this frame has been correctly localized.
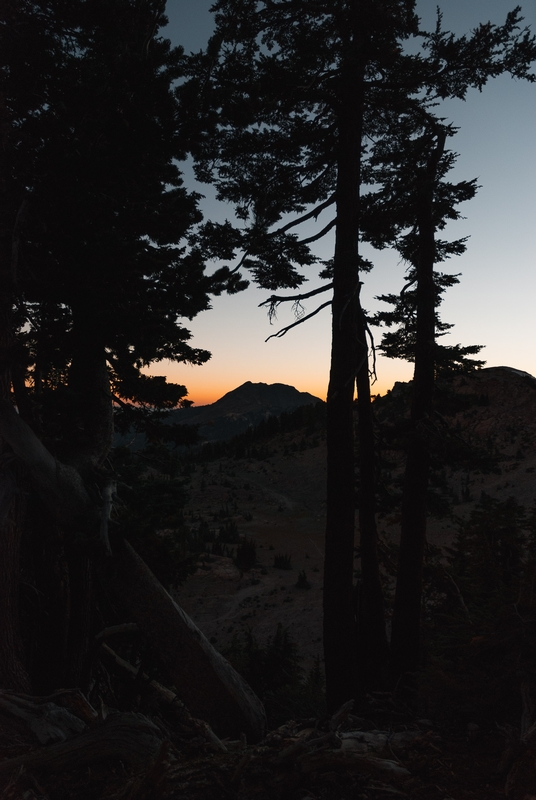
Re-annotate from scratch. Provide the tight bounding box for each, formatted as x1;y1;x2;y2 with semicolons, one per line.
390;133;446;686
355;303;389;691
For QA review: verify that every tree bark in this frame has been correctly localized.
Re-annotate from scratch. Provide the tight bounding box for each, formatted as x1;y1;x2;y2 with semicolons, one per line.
323;6;388;709
0;398;96;533
323;57;363;712
390;132;446;686
65;303;113;473
0;87;31;692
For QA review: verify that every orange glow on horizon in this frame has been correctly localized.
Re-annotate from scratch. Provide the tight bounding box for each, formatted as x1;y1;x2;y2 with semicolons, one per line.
144;354;414;409
184;375;400;408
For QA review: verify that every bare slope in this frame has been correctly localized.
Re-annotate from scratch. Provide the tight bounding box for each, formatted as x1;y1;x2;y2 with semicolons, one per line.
176;366;536;670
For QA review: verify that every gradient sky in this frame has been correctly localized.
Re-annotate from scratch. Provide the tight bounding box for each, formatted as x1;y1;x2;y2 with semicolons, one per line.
149;1;536;406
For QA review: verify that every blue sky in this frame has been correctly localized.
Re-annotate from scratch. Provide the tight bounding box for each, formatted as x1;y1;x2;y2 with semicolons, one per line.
151;1;536;405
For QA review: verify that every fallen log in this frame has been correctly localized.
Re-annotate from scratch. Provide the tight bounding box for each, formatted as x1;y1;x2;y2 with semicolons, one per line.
110;540;267;743
0;712;162;773
0;690;94;744
100;642;228;752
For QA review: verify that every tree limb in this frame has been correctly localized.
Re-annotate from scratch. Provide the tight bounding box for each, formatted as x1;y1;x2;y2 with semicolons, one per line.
270;194;336;235
298;217;337;245
265;301;331;341
0;399;95;533
259;282;333;310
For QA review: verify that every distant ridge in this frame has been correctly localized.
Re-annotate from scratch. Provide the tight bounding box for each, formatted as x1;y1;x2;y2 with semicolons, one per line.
481;365;535;380
173;381;323;442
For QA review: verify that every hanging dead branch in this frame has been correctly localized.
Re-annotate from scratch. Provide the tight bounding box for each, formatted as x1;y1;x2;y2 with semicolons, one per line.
265;301;332;341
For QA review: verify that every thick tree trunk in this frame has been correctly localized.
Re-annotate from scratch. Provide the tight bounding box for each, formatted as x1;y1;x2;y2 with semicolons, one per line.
390;133;446;686
66;303;114;473
0;398;97;533
324;8;388;708
323;42;364;711
0;291;30;692
324;15;386;711
0;88;31;691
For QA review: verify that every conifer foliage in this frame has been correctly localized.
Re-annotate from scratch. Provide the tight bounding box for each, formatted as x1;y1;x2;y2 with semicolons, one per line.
0;1;246;696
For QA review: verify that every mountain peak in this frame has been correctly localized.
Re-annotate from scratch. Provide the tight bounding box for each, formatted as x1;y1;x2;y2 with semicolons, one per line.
178;382;323;441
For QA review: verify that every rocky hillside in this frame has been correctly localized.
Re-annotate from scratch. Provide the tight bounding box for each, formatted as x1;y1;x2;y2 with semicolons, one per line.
177;366;536;678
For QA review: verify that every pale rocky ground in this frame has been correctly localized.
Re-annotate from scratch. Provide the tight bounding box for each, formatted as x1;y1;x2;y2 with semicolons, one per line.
175;368;536;675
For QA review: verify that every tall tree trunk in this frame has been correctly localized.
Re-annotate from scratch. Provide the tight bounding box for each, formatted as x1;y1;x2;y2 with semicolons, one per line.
60;303;113;686
323;39;364;712
355;302;389;691
0;88;31;692
390;132;446;686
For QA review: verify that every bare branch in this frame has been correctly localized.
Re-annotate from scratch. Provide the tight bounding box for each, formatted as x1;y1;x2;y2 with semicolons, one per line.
363;315;378;384
100;479;116;556
298;217;337;245
400;276;417;295
261;283;333;324
259;282;333;308
265;301;331;341
228;248;250;274
271;194;336;235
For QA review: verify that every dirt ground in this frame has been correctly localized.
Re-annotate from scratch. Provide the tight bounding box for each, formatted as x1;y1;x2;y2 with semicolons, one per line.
176;444;328;673
176;423;536;676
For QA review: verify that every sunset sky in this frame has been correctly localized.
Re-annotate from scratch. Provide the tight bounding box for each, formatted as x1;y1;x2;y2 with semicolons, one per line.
150;1;536;406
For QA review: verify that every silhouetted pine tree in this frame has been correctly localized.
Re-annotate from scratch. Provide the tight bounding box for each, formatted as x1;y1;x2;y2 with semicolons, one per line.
182;0;536;707
0;0;243;692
